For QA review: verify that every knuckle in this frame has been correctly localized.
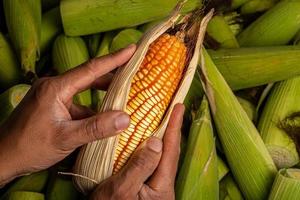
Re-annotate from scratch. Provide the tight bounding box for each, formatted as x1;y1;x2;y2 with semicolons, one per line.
112;184;133;200
84;117;104;140
131;152;149;170
33;78;57;100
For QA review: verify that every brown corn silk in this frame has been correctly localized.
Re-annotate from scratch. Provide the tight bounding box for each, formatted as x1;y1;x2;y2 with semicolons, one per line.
74;3;213;194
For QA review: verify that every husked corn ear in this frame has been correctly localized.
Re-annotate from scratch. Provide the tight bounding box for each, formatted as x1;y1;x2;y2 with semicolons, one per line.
114;33;187;173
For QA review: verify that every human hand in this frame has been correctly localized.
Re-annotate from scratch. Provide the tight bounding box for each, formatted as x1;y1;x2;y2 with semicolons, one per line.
90;104;184;200
0;45;136;187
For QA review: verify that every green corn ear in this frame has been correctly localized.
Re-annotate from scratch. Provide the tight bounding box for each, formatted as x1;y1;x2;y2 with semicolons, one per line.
3;0;41;75
199;48;277;199
0;32;20;89
0;84;30;125
52;34;92;107
176;97;218;200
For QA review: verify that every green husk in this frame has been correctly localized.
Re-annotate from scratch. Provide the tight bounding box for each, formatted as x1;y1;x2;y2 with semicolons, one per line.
231;0;251;9
46;175;79;200
6;191;44;200
0;84;30;125
219;175;244;200
87;34;102;58
258;77;300;169
240;0;277;14
40;7;62;55
206;15;239;49
3;0;41;75
238;0;300;46
208;46;300;90
237;96;255;121
255;83;274;123
178;132;188;173
218;156;229;181
110;29;143;53
223;12;243;36
95;32;115;57
0;32;20;88
199;48;277;200
186;46;300;113
52;34;92;107
268;168;300;200
0;171;48;200
92;89;106;111
184;72;203;112
294;29;300;45
176;97;218;200
60;0;202;36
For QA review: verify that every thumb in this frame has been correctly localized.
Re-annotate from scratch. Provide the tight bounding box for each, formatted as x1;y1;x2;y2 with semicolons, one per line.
63;111;130;149
115;137;162;194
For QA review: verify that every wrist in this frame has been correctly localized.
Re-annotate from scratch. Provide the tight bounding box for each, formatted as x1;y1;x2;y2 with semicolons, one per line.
0;134;26;187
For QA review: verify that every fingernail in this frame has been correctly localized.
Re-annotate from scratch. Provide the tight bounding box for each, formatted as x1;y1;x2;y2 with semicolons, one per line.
147;138;162;153
115;113;130;131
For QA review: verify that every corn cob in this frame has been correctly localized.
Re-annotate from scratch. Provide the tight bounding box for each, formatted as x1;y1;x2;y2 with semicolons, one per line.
7;191;44;200
268;168;300;200
52;34;92;107
74;5;213;193
3;0;41;75
110;29;143;53
176;97;218;200
238;0;300;46
0;84;30;125
206;15;239;49
0;171;48;200
199;48;277;199
114;32;187;172
60;0;201;36
0;32;20;89
46;175;79;200
218;156;229;181
258;77;300;169
40;7;62;55
219;175;244;200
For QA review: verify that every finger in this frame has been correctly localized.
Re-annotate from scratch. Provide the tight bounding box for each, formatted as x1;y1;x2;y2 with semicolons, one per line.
62;111;130;149
148;104;184;189
115;137;163;194
69;104;95;120
91;72;114;90
58;44;136;101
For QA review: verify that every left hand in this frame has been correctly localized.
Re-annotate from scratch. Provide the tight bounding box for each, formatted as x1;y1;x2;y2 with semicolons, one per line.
0;45;136;187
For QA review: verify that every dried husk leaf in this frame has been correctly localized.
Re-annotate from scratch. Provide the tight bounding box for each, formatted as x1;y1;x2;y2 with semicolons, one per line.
73;5;214;194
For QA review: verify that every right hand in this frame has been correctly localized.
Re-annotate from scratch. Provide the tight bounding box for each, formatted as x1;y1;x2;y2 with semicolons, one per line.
90;104;184;200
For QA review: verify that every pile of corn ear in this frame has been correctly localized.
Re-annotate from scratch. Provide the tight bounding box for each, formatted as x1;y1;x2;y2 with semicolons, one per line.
1;0;300;199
